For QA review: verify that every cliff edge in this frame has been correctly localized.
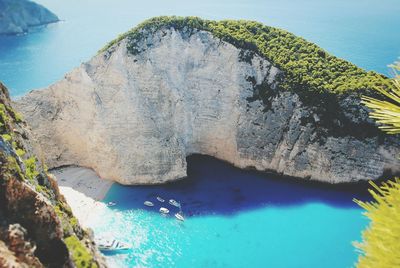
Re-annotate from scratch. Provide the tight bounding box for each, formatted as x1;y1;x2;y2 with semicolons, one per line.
16;17;400;185
0;83;105;267
0;0;58;35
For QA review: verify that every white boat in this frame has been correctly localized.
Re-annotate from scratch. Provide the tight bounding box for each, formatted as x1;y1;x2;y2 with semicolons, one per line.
157;196;165;202
96;238;130;252
107;201;117;207
159;207;169;214
169;199;180;207
144;201;154;207
175;213;185;221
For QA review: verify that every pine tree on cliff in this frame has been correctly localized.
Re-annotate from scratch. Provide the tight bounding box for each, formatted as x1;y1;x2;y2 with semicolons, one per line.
354;60;400;268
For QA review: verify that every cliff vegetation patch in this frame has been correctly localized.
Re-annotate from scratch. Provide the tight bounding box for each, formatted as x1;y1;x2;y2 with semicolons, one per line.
102;16;394;97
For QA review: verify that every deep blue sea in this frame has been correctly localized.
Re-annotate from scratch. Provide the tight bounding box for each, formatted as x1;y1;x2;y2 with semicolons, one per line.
0;0;398;267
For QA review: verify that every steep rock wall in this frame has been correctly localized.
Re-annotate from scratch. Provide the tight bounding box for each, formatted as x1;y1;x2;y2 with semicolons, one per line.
16;27;400;184
0;83;106;267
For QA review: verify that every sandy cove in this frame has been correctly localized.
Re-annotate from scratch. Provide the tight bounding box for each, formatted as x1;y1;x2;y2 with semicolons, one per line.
52;166;114;228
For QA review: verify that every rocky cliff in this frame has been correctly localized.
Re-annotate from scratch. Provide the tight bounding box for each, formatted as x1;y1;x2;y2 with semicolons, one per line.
0;83;105;267
0;0;58;35
16;17;400;185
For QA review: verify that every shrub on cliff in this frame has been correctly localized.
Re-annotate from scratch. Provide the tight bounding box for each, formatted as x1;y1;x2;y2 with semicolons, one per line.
355;61;400;267
0;82;105;267
102;16;393;96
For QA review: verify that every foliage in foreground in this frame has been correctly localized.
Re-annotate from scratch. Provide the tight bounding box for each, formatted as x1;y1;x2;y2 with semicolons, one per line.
354;179;400;268
64;235;98;268
361;61;400;134
0;82;101;267
355;61;400;267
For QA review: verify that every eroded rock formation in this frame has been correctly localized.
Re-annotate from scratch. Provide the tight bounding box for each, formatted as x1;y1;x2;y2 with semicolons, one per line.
16;18;400;185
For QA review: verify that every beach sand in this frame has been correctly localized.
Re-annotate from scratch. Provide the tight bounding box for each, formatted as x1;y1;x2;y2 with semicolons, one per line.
52;166;114;227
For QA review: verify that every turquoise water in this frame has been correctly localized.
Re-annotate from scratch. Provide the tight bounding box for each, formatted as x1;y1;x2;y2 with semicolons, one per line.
100;156;371;267
0;1;395;267
0;0;400;96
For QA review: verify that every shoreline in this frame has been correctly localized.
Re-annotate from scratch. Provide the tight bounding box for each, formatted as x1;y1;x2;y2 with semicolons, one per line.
52;166;113;201
52;166;114;228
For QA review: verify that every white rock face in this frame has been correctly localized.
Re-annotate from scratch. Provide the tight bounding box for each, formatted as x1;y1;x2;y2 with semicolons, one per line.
16;28;400;184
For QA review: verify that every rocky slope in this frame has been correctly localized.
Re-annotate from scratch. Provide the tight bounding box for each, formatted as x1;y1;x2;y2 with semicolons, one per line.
0;83;105;267
16;17;400;185
0;0;58;35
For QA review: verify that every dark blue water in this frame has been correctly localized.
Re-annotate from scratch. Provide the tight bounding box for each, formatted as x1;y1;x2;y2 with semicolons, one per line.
98;155;371;267
1;0;399;96
106;156;370;214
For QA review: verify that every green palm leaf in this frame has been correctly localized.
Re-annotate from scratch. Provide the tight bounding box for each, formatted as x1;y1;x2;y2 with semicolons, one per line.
355;61;400;268
361;61;400;134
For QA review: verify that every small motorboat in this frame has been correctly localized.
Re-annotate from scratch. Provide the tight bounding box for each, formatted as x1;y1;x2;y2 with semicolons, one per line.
159;207;169;214
169;199;180;207
96;238;130;252
144;201;154;207
157;196;165;202
175;213;185;221
107;202;117;207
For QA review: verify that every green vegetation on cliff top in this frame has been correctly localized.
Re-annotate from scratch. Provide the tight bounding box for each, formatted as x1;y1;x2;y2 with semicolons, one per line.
102;16;393;95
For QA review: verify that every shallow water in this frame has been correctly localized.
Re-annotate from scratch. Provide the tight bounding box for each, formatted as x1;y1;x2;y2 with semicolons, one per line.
1;0;400;96
99;155;371;268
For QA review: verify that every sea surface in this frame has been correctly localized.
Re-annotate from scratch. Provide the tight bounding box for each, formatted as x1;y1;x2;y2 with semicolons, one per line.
0;0;397;267
100;155;371;268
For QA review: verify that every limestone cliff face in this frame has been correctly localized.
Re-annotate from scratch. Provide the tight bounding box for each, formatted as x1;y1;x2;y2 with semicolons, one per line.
0;0;58;35
16;26;400;185
0;83;106;267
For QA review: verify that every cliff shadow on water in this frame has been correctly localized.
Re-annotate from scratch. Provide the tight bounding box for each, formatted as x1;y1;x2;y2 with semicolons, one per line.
103;155;374;216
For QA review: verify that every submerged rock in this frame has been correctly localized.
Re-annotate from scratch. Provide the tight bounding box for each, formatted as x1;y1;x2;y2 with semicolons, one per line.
0;0;59;35
0;83;106;267
16;17;400;185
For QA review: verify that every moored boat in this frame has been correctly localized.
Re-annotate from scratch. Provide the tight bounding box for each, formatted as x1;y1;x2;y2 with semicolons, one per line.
175;212;185;221
159;207;169;214
107;201;117;207
96;238;130;252
157;196;165;202
144;201;154;207
169;199;180;207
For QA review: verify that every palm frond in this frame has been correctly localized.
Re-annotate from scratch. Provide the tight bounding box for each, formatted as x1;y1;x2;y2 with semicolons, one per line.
353;178;400;268
356;61;400;268
361;61;400;134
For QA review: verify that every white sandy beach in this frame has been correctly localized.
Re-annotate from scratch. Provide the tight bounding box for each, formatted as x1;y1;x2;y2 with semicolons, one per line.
52;166;114;227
